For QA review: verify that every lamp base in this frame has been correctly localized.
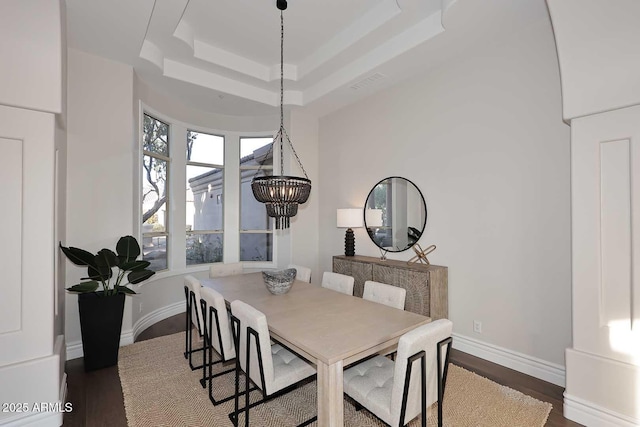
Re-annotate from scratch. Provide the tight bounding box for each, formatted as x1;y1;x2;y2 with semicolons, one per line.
344;228;355;256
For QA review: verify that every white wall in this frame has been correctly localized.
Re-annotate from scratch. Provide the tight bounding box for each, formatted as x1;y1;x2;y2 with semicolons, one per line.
288;110;320;283
65;48;135;347
318;17;571;370
0;0;64;114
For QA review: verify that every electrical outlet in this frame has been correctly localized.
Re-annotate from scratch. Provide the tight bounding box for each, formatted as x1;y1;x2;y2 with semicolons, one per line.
473;320;482;333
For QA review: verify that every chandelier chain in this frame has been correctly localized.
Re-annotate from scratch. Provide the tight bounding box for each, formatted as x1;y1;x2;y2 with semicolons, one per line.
250;1;311;230
280;10;284;176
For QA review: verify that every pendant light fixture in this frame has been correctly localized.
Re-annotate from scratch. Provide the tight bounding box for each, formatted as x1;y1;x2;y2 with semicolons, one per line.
251;0;311;230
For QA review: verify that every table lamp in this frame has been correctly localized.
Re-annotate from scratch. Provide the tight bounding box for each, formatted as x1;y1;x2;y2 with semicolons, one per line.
337;208;363;256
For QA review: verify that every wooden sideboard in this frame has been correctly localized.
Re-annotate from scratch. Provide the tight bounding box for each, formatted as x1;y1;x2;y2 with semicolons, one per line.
332;255;448;320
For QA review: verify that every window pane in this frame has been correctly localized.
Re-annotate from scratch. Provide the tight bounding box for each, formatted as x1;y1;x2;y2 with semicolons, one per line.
240;137;273;168
188;131;224;164
187;165;222;232
143;235;167;271
241;168;272;230
240;137;273;160
187;233;223;265
240;233;273;262
143;114;169;156
142;155;167;231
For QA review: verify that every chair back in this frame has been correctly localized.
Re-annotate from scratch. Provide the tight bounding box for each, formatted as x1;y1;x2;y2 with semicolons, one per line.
209;262;243;278
390;319;453;426
184;275;204;334
288;264;311;283
321;272;354;295
363;280;406;310
230;300;275;394
200;286;235;361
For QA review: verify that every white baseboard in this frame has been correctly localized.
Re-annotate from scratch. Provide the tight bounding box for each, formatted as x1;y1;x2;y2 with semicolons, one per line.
65;341;83;361
0;410;65;427
132;301;185;339
564;393;639;427
452;333;566;387
66;301;185;360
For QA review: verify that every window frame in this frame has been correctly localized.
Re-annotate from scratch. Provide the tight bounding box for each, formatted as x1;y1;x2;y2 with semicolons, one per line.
239;136;275;262
141;113;171;272
136;102;278;277
186;129;225;266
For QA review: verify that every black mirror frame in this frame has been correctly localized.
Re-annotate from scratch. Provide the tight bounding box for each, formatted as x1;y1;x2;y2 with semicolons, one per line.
363;176;427;253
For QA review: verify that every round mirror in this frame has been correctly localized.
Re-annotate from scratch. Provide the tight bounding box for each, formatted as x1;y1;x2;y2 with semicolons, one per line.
364;177;427;252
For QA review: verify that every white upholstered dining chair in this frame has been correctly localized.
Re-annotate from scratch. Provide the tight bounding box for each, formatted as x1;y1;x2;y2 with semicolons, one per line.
209;262;243;278
230;300;317;427
343;319;453;427
199;286;237;404
288;264;312;283
321;271;354;295
363;280;407;310
184;275;205;370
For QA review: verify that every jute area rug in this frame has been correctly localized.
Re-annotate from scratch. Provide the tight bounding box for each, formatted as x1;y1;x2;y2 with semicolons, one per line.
118;332;552;427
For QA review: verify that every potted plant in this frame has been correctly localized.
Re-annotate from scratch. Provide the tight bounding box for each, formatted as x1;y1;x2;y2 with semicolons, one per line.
60;235;155;371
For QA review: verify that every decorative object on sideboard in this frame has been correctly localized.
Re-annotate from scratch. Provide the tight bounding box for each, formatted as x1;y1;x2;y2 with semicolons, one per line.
408;243;437;265
337;208;363;256
262;268;296;295
250;0;311;230
363;176;427;254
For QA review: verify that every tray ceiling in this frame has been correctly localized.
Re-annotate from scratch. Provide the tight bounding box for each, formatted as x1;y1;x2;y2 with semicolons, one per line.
67;0;550;117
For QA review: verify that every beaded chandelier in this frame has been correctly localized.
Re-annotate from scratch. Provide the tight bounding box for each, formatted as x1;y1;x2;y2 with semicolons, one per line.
251;0;311;229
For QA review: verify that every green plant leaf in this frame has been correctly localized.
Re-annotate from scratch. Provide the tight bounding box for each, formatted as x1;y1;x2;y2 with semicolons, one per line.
127;269;155;284
86;265;113;281
66;281;99;293
116;235;141;263
120;260;151;272
115;285;137;295
59;244;96;267
95;249;118;267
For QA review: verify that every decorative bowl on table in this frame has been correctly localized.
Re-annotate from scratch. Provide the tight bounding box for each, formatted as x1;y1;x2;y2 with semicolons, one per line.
262;268;296;295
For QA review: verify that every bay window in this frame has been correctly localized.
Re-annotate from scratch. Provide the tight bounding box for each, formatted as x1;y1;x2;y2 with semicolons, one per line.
140;108;276;271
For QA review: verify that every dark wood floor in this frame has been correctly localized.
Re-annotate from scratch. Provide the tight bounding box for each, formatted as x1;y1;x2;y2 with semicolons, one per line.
62;313;582;426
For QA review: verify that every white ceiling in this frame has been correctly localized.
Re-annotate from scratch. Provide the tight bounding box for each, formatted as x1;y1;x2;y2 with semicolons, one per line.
66;0;550;117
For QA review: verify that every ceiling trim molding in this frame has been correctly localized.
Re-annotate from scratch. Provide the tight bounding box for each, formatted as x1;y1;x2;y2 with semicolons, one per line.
162;59;304;107
135;0;456;109
304;9;448;105
297;0;402;80
140;39;164;70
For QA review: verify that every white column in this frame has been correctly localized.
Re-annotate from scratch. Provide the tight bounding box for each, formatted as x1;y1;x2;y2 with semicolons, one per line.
0;1;67;425
547;1;640;425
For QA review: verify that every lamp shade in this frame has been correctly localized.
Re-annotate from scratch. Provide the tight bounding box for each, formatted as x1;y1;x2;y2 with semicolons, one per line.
337;208;363;228
365;209;383;227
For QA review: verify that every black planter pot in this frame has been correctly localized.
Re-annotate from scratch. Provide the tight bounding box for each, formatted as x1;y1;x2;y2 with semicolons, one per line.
78;292;125;371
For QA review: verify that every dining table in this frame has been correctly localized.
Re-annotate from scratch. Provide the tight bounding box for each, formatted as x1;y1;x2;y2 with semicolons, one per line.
201;272;430;427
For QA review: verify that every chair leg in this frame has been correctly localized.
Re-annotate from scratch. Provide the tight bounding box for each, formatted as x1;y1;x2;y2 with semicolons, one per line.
187;332;205;370
437;337;453;427
184;287;190;359
398;350;426;427
206;364;238;405
245;340;251;427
